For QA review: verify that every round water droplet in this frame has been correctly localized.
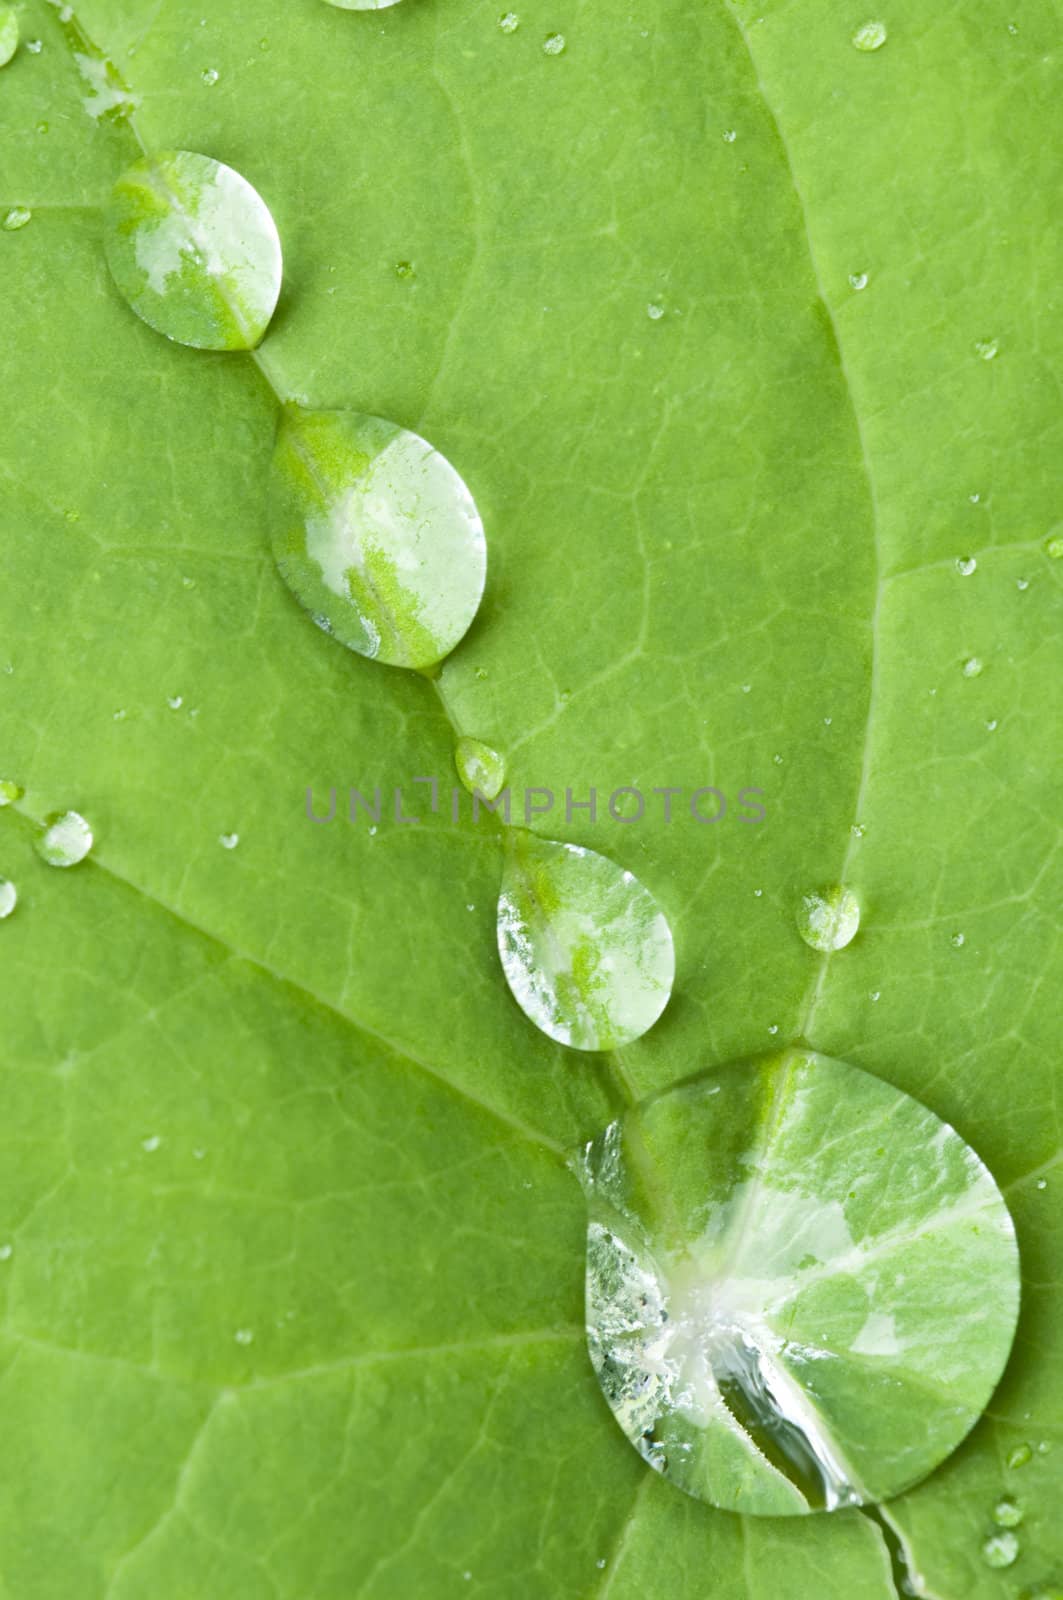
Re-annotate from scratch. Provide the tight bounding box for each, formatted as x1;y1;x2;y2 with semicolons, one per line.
0;5;19;68
981;1531;1020;1569
974;338;999;361
577;1050;1020;1516
542;32;566;54
1036;1177;1048;1190
36;810;94;867
141;1134;161;1153
993;1496;1024;1528
850;822;866;838
985;718;998;732
166;694;183;710
1016;577;1029;591
0;879;17;919
499;10;519;31
200;65;219;85
1044;534;1063;560
104;151;282;350
852;20;887;50
722;129;737;143
455;736;506;800
962;656;983;678
25;36;41;53
1007;1442;1033;1469
646;301;665;320
497;832;674;1051
234;1327;254;1344
849;272;869;291
394;259;415;280
2;207;32;232
956;556;977;576
950;932;966;948
270;408;487;670
219;832;239;850
0;778;23;806
796;886;860;952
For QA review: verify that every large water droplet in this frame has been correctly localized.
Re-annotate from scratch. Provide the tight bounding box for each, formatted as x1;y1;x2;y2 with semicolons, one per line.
993;1496;1024;1528
36;810;94;867
577;1050;1020;1515
455;736;505;800
0;779;23;806
270;408;487;670
104;151;282;350
848;271;869;291
981;1530;1020;1569
796;886;860;952
1007;1442;1033;1468
2;207;32;232
0;5;19;67
497;833;674;1050
852;20;887;50
0;879;17;919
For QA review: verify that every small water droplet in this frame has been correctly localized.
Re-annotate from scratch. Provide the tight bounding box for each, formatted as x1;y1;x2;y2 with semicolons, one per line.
796;886;860;952
26;36;42;54
104;151;282;350
200;65;219;85
394;259;415;280
1007;1442;1033;1468
112;708;127;721
851;822;866;838
1038;1440;1053;1455
962;656;983;678
36;119;49;133
498;10;519;31
1016;577;1029;590
767;1023;779;1035
0;1243;12;1261
993;1496;1024;1528
270;408;487;670
646;301;665;320
455;736;506;800
497;833;674;1050
950;932;966;948
722;129;737;143
0;879;17;920
141;1134;161;1153
956;556;977;576
772;752;783;765
36;811;94;867
985;718;998;732
1007;20;1019;33
1036;1178;1047;1191
219;832;239;850
542;32;565;54
166;694;183;710
974;338;999;361
852;20;887;50
823;715;833;725
596;1559;607;1570
0;5;18;68
849;271;869;290
981;1530;1019;1569
1044;534;1063;560
2;207;32;232
740;682;752;693
869;989;881;1002
0;778;23;806
234;1327;254;1345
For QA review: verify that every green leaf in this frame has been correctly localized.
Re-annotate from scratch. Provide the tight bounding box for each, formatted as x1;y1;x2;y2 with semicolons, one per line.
0;0;1059;1597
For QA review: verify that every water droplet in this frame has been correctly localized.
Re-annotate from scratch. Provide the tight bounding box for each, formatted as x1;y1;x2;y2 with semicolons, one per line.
950;932;966;948
956;556;977;576
1036;1178;1047;1191
219;832;239;850
200;65;219;85
767;1023;779;1035
270;408;487;670
166;694;183;710
993;1496;1024;1528
497;833;674;1050
962;656;983;678
0;779;23;806
36;120;49;134
577;1050;1020;1515
0;879;17;919
542;32;566;55
0;5;19;68
104;151;282;350
646;301;665;320
985;718;998;732
113;708;127;721
1016;577;1029;591
981;1530;1019;1569
234;1327;254;1345
773;752;783;765
498;10;519;31
1044;534;1063;560
974;338;999;361
753;887;763;897
722;129;737;143
394;259;415;280
36;811;93;867
852;20;887;51
850;822;866;838
869;989;881;1002
455;736;506;800
26;36;42;54
2;207;32;232
848;272;869;291
1008;1442;1033;1468
141;1134;161;1152
796;887;860;953
0;1243;12;1261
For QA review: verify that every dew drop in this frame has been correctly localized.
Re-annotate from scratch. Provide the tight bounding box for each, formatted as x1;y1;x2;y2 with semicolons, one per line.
1016;577;1029;591
1036;1178;1047;1191
852;20;887;50
166;694;183;710
974;338;999;362
455;736;506;801
993;1496;1024;1528
1007;1442;1033;1468
219;832;239;850
104;150;282;350
542;32;566;54
0;879;17;920
753;887;763;897
985;718;998;732
796;886;860;952
646;301;665;320
950;932;966;948
962;656;983;678
0;5;18;68
200;65;219;85
36;811;93;867
869;989;881;1002
394;259;415;280
981;1530;1019;1569
956;556;977;576
234;1327;254;1345
270;407;487;670
1044;534;1063;560
141;1134;161;1153
497;833;674;1051
722;129;737;143
0;778;23;806
848;271;869;291
577;1051;1020;1515
26;36;42;53
850;822;866;838
499;10;519;31
2;207;32;232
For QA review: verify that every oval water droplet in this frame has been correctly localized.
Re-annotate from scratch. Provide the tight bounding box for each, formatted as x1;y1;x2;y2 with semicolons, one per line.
543;32;565;54
0;5;19;67
981;1530;1020;1569
270;408;487;670
962;656;983;678
974;338;999;361
722;128;737;143
497;833;674;1050
577;1050;1020;1515
498;10;519;31
455;736;505;800
2;207;32;232
104;151;282;350
950;932;966;948
219;831;239;850
852;20;887;50
394;259;415;280
848;271;869;291
1044;533;1063;560
796;886;860;952
646;301;665;320
0;778;23;806
993;1496;1024;1528
36;810;93;867
200;65;219;85
0;879;17;919
956;556;977;576
1007;1442;1033;1469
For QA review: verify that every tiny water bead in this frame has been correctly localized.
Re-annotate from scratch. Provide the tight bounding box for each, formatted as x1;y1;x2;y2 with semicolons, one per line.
852;20;887;51
200;66;219;85
0;880;17;919
1008;1443;1033;1469
962;656;984;678
646;301;665;320
796;886;860;952
2;207;32;232
497;832;675;1051
499;11;519;31
394;259;415;280
542;32;565;54
104;151;282;350
993;1496;1024;1528
36;811;94;867
950;932;966;948
1044;534;1063;560
270;408;487;670
577;1051;1020;1516
974;338;999;361
0;779;23;805
849;272;869;291
0;5;18;68
956;556;977;576
455;736;506;801
219;832;239;850
981;1531;1020;1569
